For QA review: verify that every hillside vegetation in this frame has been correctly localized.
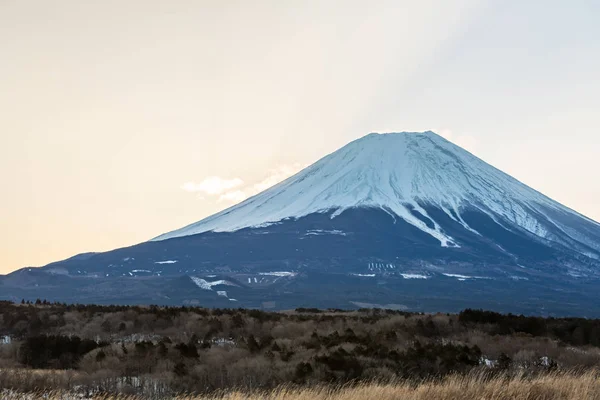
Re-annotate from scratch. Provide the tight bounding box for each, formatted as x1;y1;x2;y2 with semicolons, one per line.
2;301;600;397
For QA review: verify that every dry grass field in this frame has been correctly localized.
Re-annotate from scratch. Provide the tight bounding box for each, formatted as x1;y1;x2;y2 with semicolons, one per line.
3;371;600;400
5;304;600;398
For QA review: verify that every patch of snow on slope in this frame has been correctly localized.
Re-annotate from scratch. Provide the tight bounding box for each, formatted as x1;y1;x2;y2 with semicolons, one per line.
567;270;587;278
190;277;238;291
351;273;376;277
155;260;177;264
510;276;529;281
258;271;297;277
442;273;490;280
401;274;429;279
305;229;347;236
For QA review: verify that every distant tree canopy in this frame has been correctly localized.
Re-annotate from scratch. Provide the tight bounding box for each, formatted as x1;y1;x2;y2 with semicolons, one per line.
19;335;107;369
1;300;600;395
459;309;600;347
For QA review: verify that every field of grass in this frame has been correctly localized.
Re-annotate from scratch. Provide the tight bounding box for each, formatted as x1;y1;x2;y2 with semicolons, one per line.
5;303;600;398
3;371;600;400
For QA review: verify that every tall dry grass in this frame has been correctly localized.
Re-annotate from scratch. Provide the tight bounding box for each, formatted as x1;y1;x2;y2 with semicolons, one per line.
3;370;600;400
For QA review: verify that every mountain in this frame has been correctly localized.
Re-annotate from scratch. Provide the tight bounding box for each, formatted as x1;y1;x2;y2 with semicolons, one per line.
3;131;600;316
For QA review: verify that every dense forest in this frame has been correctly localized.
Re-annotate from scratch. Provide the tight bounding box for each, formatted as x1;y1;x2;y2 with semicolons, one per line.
1;300;600;397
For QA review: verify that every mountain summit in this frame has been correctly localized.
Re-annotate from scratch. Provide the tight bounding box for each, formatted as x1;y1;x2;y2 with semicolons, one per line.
3;131;600;316
155;131;600;259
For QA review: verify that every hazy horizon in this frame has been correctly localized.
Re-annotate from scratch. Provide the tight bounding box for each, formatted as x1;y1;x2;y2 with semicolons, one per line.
1;1;599;274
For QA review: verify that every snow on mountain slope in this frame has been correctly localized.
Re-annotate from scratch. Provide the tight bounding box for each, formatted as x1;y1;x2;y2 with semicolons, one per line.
153;131;600;256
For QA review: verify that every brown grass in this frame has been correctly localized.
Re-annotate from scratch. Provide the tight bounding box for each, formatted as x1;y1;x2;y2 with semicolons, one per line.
4;370;600;400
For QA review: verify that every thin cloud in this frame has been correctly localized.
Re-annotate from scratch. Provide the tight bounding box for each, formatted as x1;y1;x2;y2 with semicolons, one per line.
252;164;305;193
181;177;244;195
217;163;307;204
218;190;247;203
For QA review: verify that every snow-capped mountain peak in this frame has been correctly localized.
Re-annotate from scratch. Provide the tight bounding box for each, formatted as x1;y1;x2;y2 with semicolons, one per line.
153;131;600;258
6;131;600;315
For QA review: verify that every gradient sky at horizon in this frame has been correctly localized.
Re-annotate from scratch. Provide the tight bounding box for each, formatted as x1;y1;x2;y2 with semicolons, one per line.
1;1;599;274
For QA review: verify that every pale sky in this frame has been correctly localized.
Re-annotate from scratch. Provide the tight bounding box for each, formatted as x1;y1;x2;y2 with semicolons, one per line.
1;1;599;274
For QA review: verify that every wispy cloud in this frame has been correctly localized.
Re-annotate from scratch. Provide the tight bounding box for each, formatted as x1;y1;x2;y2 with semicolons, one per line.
251;163;305;193
181;177;244;195
218;190;247;203
185;164;306;204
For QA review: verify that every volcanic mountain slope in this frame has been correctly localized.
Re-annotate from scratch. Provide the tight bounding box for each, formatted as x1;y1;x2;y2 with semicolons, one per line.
155;132;600;256
2;131;600;316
